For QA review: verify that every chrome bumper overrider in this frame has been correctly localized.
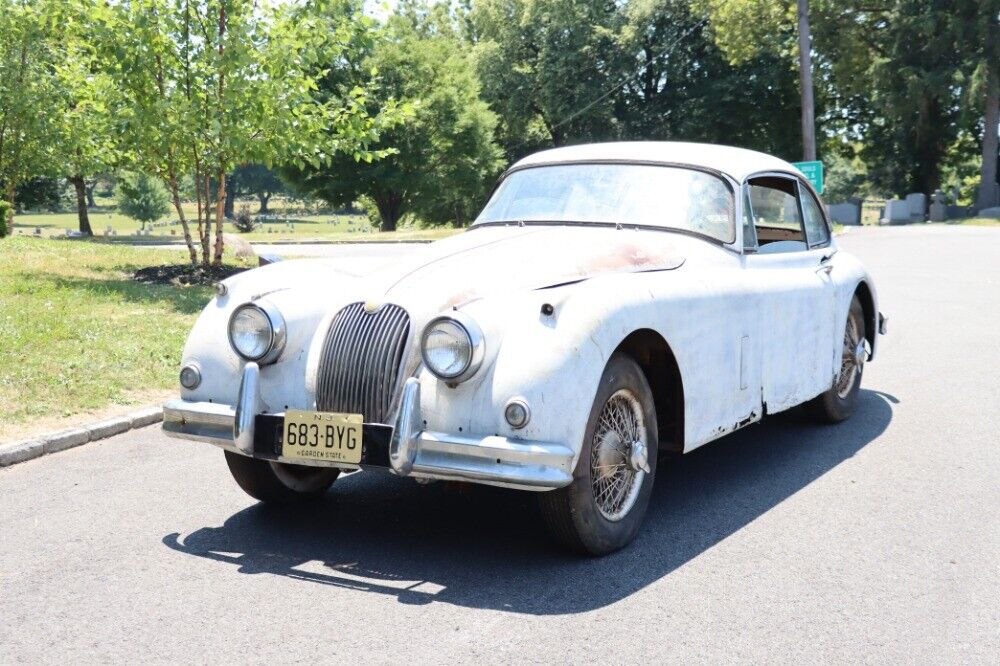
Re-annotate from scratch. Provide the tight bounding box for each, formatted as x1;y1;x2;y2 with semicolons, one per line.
162;364;574;491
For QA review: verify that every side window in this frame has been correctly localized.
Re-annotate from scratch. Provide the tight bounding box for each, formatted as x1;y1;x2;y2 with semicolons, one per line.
747;176;807;252
742;189;757;251
799;185;831;247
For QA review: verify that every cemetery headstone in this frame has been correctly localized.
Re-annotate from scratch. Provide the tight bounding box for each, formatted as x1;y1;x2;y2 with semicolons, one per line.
881;199;910;225
929;190;948;222
827;202;861;226
905;193;927;222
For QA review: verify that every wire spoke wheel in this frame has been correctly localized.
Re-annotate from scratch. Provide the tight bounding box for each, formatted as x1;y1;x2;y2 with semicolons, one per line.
590;389;646;521
836;313;864;399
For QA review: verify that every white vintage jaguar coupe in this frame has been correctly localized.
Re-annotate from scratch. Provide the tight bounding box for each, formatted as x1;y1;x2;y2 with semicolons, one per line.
164;142;886;554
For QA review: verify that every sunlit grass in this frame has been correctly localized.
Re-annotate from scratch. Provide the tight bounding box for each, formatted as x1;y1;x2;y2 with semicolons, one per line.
0;237;223;433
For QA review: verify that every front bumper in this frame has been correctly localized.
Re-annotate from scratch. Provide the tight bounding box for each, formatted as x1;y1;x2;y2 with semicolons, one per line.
162;363;574;491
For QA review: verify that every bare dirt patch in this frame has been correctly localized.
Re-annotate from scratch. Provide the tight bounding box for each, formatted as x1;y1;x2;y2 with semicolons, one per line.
132;264;246;287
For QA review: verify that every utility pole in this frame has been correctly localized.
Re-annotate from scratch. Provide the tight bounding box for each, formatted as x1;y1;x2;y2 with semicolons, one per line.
797;0;817;162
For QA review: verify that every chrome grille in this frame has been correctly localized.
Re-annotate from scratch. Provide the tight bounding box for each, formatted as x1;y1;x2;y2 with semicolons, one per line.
315;302;411;424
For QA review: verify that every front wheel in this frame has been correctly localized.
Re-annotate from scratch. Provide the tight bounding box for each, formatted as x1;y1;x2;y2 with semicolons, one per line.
806;296;867;423
538;353;658;555
224;450;340;503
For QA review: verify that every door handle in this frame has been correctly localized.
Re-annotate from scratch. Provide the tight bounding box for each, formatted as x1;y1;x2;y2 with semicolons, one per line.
816;264;833;275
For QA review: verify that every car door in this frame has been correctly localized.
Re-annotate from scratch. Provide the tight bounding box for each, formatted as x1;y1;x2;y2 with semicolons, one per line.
742;174;836;413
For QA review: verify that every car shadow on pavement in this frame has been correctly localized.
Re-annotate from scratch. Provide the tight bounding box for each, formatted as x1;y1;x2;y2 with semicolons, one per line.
163;388;895;615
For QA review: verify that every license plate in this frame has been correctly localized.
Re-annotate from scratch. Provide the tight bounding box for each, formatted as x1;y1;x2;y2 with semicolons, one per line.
281;410;363;464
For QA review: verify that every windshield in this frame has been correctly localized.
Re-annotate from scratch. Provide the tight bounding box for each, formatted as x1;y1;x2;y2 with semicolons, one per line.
475;163;735;243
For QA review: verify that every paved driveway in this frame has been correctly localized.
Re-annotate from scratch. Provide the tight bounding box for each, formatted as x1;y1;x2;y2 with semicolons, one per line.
2;226;998;663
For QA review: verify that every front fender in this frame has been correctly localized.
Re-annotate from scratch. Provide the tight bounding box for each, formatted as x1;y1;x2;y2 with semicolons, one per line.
416;276;664;470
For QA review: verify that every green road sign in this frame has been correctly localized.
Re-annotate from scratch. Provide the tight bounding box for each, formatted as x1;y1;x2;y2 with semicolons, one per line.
792;160;824;194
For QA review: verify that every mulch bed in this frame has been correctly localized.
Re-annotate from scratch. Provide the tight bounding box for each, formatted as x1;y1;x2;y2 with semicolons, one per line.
133;264;247;287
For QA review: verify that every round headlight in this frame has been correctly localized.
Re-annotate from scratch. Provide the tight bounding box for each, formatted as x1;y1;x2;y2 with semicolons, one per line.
228;302;285;363
421;313;484;383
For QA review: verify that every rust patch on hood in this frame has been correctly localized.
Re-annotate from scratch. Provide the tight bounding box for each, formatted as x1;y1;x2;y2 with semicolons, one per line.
577;243;678;274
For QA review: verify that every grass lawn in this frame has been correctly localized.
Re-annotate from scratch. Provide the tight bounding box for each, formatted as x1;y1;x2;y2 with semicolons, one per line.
11;210;460;243
0;237;235;441
948;216;1000;226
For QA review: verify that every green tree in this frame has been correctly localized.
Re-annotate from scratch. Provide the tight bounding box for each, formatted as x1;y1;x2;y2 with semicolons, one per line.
0;0;61;234
100;0;401;265
44;0;120;236
117;172;172;226
957;0;999;210
230;164;286;215
615;0;801;157
690;0;817;160
285;6;502;230
470;0;624;158
0;199;11;237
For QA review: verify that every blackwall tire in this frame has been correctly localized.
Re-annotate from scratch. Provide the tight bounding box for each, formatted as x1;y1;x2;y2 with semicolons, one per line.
538;353;658;555
806;297;867;424
224;450;340;503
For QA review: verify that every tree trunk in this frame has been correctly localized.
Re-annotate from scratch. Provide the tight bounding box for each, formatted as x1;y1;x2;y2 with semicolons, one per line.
212;4;227;266
374;194;402;232
85;181;96;208
70;175;92;236
4;181;16;234
167;168;198;265
224;183;236;219
258;193;270;214
797;0;816;162
977;63;999;212
213;170;226;265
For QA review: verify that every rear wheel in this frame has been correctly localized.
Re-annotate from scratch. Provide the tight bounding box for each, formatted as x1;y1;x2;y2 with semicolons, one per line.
538;353;658;555
224;450;340;503
807;296;866;423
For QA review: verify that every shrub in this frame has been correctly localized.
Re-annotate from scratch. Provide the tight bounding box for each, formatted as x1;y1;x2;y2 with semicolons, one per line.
118;172;171;225
0;200;11;237
233;204;256;233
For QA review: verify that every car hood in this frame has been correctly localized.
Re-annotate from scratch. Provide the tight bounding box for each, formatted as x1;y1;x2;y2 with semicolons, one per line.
357;225;685;311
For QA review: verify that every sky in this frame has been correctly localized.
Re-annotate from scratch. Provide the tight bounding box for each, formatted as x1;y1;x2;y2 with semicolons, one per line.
364;0;397;20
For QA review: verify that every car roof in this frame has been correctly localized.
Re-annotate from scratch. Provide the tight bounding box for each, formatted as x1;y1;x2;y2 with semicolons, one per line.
510;141;800;183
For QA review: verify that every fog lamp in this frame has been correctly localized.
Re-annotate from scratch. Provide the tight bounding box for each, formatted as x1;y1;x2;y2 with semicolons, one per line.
179;363;201;389
504;398;531;430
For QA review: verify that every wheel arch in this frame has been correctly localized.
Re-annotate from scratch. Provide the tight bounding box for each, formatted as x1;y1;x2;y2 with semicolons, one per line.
853;280;877;359
614;329;685;453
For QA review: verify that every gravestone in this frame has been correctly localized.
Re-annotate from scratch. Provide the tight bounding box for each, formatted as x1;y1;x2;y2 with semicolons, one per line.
881;199;910;225
929;190;948;222
827;202;861;226
905;193;927;222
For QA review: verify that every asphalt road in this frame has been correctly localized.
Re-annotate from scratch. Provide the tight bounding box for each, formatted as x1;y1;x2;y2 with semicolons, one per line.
3;225;999;664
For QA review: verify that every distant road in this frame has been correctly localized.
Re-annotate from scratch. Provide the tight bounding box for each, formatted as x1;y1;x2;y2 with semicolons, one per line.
3;225;999;663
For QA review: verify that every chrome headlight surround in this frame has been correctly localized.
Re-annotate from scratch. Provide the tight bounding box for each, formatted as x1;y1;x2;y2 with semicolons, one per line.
420;312;485;384
227;300;286;365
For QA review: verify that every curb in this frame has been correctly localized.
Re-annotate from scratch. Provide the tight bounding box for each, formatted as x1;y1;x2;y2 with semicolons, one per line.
0;406;163;469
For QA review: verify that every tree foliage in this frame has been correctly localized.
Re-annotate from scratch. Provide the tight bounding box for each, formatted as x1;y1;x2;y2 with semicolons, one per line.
117;172;172;225
98;0;403;264
230;164;286;214
0;0;62;229
284;5;502;230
